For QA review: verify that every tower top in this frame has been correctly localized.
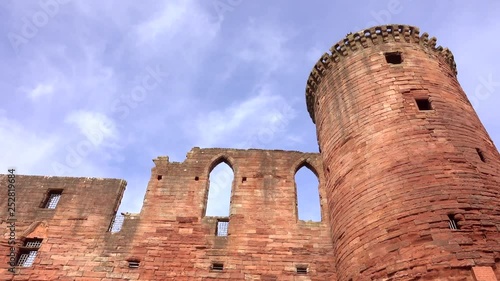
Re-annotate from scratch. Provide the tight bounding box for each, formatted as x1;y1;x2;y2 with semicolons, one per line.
305;24;457;123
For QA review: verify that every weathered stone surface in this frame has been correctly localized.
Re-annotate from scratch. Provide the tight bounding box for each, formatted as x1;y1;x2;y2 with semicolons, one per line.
310;24;500;281
0;150;335;280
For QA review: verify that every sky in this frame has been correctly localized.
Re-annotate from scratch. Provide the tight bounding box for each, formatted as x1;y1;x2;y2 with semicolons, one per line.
1;0;499;219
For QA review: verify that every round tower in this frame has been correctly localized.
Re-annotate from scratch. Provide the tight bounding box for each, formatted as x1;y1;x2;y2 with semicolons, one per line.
307;25;500;280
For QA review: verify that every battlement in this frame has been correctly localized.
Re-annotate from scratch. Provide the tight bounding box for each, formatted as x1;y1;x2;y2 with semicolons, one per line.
306;24;457;123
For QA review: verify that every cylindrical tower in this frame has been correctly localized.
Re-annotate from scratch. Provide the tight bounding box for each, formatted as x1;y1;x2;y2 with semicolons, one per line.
307;25;500;280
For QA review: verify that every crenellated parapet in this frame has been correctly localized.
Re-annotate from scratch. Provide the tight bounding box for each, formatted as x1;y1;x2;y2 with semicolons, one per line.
305;24;457;123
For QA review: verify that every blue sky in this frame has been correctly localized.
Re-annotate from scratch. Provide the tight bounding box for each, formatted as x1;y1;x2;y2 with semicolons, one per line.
1;1;499;217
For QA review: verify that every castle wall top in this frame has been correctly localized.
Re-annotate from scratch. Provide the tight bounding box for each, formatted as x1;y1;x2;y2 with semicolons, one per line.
305;24;457;123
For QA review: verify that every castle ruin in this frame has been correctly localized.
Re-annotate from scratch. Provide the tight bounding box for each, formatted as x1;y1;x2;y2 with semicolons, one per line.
1;24;500;281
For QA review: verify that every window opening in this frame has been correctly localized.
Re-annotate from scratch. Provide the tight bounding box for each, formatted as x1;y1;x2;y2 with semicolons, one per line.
205;160;233;217
476;148;486;162
385;52;402;64
216;219;229;236
296;165;321;222
109;213;125;233
43;190;62;209
415;98;432;111
128;260;140;268
211;263;224;271
448;214;459;230
16;238;42;267
296;265;308;274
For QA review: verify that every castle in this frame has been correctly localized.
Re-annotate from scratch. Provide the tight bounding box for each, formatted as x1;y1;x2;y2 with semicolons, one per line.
1;24;499;280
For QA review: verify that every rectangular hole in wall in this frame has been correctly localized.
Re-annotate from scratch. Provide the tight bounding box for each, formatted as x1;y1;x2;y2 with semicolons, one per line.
157;175;163;180
211;263;224;271
476;148;486;162
385;52;402;64
43;190;62;209
242;177;247;183
216;219;229;236
448;214;459;230
109;213;125;233
415;98;432;111
128;260;140;268
296;265;308;274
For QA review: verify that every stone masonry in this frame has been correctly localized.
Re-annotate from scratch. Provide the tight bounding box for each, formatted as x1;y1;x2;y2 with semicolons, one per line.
1;24;500;280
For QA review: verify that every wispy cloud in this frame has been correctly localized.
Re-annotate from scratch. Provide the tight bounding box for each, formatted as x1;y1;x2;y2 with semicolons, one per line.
64;110;119;147
25;82;55;100
189;84;297;148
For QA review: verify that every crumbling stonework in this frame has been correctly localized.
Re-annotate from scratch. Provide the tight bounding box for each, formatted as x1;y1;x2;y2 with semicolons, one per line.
1;24;499;280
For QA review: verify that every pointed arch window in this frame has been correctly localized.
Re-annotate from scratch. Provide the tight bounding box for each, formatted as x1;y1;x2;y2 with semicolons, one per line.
205;159;234;217
295;164;321;222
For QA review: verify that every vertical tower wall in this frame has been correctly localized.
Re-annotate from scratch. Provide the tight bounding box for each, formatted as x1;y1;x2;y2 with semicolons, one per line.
307;25;500;280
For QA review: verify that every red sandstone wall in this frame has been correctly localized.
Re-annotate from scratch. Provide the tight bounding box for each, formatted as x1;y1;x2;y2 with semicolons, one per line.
0;175;126;280
0;148;336;280
307;25;500;280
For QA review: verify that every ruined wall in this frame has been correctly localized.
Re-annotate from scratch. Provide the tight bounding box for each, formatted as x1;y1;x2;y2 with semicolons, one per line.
0;175;126;280
1;148;336;280
307;24;500;280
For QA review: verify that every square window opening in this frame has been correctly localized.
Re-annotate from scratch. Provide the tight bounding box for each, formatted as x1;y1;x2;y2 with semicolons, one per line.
157;175;163;180
415;98;432;111
216;219;229;237
448;214;459;230
43;190;62;209
211;263;224;271
242;177;247;183
16;250;38;267
296;266;308;274
476;148;486;162
195;176;199;181
385;52;402;64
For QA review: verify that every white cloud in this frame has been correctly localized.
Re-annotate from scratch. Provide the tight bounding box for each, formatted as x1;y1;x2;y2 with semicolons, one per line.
133;0;220;49
26;82;55;99
190;85;296;148
235;19;293;75
64;110;119;148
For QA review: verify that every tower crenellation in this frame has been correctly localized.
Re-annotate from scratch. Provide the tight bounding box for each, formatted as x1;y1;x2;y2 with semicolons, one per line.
306;24;457;123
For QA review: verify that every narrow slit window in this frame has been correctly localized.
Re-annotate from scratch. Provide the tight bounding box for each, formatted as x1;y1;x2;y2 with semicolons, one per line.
295;165;321;222
43;190;62;209
211;263;224;271
16;238;42;267
476;148;486;162
415;98;432;111
385;52;402;64
216;219;229;236
448;214;459;230
296;266;308;274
